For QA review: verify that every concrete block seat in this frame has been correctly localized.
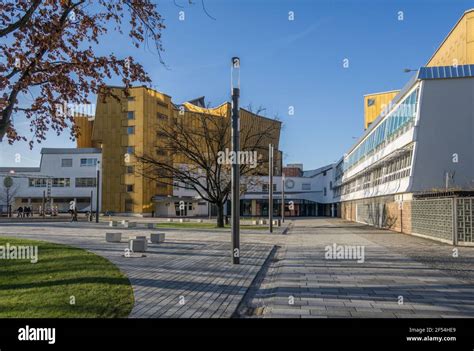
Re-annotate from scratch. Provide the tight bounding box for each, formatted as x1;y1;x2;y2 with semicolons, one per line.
106;232;122;242
129;238;147;252
150;233;165;244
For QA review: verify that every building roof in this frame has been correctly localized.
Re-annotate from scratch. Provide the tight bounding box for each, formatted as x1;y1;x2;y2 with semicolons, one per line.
303;164;334;178
41;148;101;154
0;167;40;173
345;65;474;158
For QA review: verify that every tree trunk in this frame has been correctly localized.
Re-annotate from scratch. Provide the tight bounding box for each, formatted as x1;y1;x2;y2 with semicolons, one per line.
216;201;225;228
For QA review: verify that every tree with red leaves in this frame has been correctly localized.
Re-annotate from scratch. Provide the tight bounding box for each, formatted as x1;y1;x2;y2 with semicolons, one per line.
0;0;164;146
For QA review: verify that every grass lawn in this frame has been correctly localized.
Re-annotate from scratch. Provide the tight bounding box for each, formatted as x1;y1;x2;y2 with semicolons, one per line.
0;237;134;318
154;222;269;230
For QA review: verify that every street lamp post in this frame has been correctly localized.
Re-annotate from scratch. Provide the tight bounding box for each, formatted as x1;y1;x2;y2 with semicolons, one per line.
95;161;100;223
281;172;285;223
231;57;240;264
269;144;274;233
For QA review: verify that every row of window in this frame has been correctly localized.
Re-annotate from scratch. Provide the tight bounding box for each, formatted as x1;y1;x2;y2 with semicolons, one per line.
344;88;419;171
28;178;97;188
61;158;98;167
334;150;413;197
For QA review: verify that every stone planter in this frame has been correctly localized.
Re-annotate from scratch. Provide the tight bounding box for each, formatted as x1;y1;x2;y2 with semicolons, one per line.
150;233;165;243
106;232;122;243
129;239;147;252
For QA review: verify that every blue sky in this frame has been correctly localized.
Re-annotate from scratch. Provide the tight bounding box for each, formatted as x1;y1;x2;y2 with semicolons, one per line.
0;0;472;169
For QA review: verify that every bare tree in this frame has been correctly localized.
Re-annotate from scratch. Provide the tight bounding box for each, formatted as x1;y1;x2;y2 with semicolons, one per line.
135;105;281;227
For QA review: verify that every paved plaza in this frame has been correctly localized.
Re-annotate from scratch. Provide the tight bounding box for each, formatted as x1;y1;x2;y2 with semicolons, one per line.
0;218;473;318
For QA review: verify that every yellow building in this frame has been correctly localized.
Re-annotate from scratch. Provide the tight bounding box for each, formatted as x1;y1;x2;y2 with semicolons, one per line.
75;86;281;215
363;90;400;130
427;8;474;67
363;9;474;130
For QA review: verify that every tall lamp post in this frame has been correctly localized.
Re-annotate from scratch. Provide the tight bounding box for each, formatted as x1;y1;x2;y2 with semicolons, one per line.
95;160;100;223
269;144;274;233
281;172;285;223
231;57;240;264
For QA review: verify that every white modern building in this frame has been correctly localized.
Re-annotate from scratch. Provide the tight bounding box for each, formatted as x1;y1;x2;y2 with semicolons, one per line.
332;65;474;245
152;163;336;218
0;148;102;214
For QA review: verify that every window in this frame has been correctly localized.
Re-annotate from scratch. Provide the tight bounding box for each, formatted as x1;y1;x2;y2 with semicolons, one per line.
173;182;180;190
262;184;276;192
344;88;419;172
125;146;135;155
157;113;168;120
127;96;135;101
126;166;134;174
156;149;167;156
302;183;311;191
126;184;134;192
125;199;133;212
28;178;47;187
80;158;97;167
75;178;96;187
367;98;375;107
324;187;327;196
127;126;135;135
61;158;72;167
127;111;135;120
52;178;70;187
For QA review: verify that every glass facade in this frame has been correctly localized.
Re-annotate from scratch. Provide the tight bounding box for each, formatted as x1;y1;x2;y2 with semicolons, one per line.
344;87;419;171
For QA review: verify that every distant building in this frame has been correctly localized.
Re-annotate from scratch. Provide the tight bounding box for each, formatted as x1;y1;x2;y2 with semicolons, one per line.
0;148;102;214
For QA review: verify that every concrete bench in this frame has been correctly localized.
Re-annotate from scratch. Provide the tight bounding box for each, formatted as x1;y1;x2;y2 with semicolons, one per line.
258;219;267;225
179;218;190;223
147;223;155;229
150;233;165;243
272;219;281;227
106;232;122;243
109;221;119;227
251;220;258;225
128;222;137;228
167;218;173;222
195;219;203;223
129;238;147;252
135;235;147;242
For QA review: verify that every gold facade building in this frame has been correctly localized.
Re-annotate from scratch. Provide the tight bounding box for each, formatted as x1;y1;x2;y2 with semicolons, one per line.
75;86;282;215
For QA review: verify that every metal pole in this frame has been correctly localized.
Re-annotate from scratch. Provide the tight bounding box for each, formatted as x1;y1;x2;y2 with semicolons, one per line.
231;57;240;264
42;190;45;219
281;172;285;223
6;187;10;218
95;165;100;223
269;144;273;233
